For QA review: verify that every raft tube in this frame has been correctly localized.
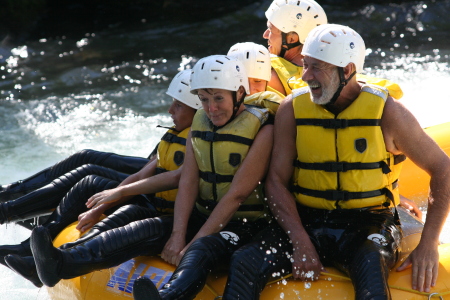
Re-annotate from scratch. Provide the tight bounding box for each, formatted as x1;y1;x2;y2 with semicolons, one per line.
47;207;450;300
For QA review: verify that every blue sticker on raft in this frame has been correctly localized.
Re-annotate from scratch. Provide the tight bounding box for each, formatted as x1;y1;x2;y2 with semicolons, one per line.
106;259;173;294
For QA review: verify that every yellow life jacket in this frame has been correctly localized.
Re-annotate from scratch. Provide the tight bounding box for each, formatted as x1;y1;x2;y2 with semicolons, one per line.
270;56;307;95
154;127;189;212
191;106;270;222
292;85;404;210
356;74;403;100
244;90;284;115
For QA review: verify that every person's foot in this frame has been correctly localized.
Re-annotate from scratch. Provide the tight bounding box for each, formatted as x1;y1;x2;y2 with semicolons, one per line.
5;254;43;288
0;239;31;266
133;277;162;300
30;226;62;287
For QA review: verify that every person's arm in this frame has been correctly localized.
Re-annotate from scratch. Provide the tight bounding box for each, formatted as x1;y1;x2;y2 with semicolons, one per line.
161;132;199;265
77;159;181;233
85;161;181;209
382;98;450;292
265;96;324;281
180;124;274;255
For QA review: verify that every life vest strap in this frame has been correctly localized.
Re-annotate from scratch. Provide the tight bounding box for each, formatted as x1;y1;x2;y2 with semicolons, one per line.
293;160;391;173
155;167;167;175
292;180;398;203
295;118;380;129
150;197;175;210
392;154;406;165
191;130;253;146
160;132;186;146
197;198;265;212
199;171;234;183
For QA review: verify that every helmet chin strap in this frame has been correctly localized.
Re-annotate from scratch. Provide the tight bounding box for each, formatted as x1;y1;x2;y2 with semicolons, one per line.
324;67;356;114
279;32;301;58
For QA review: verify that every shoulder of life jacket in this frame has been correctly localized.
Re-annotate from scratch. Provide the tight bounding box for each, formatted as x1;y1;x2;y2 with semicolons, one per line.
292;84;403;210
356;74;403;100
190;106;271;222
270;56;306;95
244;90;285;115
154;126;190;212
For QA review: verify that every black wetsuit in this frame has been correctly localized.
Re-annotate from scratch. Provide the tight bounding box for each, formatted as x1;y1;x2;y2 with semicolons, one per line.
224;205;402;300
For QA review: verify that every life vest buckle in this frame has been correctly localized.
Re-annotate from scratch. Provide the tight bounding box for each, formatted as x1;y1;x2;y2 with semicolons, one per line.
323;119;349;129
330;190;348;201
330;162;345;172
202;131;217;142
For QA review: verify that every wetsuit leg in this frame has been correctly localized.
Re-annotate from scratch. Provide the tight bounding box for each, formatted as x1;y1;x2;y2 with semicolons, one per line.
158;233;238;300
158;219;269;300
6;204;157;288
0;149;149;201
335;209;401;300
0;164;128;224
0;174;120;265
60;204;157;249
31;216;174;287
223;224;293;300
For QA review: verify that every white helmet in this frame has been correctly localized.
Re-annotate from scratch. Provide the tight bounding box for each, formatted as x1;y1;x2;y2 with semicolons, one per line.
166;69;201;109
302;24;366;72
265;0;327;44
190;55;250;95
227;42;271;82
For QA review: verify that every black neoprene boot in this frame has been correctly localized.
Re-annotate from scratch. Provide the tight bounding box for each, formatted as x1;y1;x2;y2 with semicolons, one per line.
133;277;162;300
60;204;157;249
0;164;127;225
5;254;42;288
0;238;31;267
31;216;173;287
0;149;148;202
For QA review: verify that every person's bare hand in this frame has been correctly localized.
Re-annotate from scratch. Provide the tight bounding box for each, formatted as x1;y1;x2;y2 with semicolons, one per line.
76;208;104;233
397;242;439;292
86;188;123;209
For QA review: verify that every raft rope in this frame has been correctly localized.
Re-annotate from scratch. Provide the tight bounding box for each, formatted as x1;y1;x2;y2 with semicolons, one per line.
204;272;450;299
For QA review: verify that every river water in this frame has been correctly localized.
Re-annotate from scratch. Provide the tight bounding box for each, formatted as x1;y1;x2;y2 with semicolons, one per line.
1;1;450;299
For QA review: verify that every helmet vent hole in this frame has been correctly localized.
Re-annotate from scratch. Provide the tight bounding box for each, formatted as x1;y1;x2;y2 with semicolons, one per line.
201;63;205;70
306;6;311;11
297;1;301;6
314;14;318;19
321;39;331;44
329;31;337;37
216;60;224;64
246;52;250;59
211;69;220;72
181;82;189;87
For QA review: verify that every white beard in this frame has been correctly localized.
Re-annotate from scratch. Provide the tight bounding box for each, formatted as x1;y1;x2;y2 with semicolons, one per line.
309;73;341;105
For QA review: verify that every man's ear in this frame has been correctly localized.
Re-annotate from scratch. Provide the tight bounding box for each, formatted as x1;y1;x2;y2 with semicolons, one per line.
344;63;357;78
286;32;299;44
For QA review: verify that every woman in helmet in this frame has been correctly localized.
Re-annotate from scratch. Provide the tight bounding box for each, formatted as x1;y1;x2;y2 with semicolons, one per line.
2;69;200;287
129;54;274;300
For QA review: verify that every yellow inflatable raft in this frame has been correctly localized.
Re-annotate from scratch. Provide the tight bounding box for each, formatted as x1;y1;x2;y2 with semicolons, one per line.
47;122;450;300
